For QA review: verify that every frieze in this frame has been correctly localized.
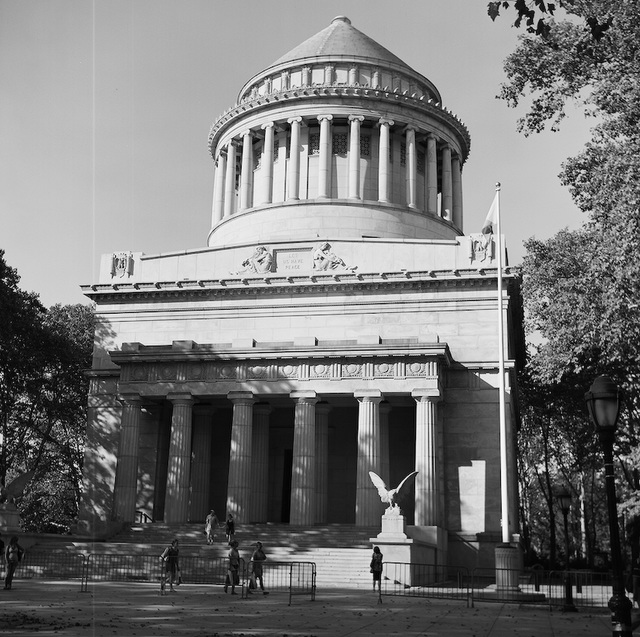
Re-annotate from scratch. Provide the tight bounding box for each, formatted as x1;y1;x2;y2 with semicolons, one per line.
120;357;441;386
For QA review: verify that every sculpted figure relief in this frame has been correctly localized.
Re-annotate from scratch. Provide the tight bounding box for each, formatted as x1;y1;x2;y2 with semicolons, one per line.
368;470;418;517
312;242;356;272
233;246;273;275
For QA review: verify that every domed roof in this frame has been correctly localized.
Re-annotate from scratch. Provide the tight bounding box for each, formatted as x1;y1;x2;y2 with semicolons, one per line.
271;16;408;69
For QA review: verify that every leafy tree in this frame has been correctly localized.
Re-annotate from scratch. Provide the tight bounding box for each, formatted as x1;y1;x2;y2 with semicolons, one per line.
0;250;94;532
489;0;640;561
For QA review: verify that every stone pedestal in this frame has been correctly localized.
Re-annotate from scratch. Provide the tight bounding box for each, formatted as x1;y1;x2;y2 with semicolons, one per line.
0;503;21;532
370;512;446;587
495;543;522;592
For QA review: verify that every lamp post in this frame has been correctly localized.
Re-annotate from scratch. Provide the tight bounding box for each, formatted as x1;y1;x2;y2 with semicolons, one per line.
556;487;577;612
585;375;633;636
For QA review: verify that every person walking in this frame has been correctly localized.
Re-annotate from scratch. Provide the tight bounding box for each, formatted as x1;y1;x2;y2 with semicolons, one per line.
205;510;218;544
248;541;268;595
4;536;25;590
224;540;240;595
159;539;181;594
370;546;383;593
224;514;235;545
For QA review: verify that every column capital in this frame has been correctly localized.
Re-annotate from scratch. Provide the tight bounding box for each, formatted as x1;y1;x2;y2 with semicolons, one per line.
404;125;418;135
316;401;332;416
117;392;142;405
261;121;275;131
167;392;194;405
411;388;441;402
317;114;333;123
290;390;319;404
193;404;216;417
348;114;365;123
254;402;273;416
227;390;255;405
354;389;384;403
227;139;239;149
378;117;394;127
287;116;303;125
240;129;253;138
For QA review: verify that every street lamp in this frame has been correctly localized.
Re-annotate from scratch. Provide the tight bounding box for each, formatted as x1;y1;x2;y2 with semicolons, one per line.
556;486;577;612
585;375;633;636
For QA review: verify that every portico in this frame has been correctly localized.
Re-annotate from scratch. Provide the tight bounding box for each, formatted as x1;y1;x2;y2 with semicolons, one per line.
107;340;448;527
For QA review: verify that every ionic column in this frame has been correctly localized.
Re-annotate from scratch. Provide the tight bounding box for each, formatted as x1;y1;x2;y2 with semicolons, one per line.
441;144;453;220
379;401;391;489
355;390;383;526
452;153;463;229
189;405;214;522
412;389;441;526
226;391;255;522
211;150;226;225
315;402;331;524
377;118;394;203
426;135;438;216
251;403;271;523
287;117;302;201
239;130;254;210
165;393;194;523
290;391;318;525
317;115;333;199
260;122;275;205
406;127;417;209
112;393;142;522
348;115;364;200
223;141;237;218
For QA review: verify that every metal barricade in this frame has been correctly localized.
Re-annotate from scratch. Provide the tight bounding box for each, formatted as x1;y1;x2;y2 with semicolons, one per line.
241;560;316;605
381;562;471;606
17;550;86;581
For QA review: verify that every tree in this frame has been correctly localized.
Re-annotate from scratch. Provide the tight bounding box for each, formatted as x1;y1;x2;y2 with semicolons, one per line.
489;0;640;560
0;250;94;532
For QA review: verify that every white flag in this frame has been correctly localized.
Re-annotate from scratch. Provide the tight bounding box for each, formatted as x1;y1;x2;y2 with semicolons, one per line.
482;194;498;236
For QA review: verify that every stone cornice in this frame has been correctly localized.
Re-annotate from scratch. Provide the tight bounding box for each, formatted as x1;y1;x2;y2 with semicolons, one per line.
81;267;521;302
208;84;470;161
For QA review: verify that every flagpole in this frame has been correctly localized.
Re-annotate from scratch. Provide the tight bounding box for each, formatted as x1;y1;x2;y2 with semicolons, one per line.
495;182;510;544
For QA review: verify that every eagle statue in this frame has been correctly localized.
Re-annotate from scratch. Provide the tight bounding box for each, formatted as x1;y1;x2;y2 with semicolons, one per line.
368;470;418;514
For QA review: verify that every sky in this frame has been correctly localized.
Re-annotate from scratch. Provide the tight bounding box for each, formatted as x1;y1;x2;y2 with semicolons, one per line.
0;0;593;308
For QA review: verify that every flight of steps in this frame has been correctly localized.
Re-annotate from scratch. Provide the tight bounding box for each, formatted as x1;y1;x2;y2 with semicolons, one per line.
33;523;382;588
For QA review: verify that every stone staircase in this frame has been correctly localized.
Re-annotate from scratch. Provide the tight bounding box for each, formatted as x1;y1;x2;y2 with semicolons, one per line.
28;523;382;588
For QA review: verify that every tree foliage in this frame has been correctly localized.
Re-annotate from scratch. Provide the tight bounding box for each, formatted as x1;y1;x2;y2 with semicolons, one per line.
489;1;640;563
0;250;94;532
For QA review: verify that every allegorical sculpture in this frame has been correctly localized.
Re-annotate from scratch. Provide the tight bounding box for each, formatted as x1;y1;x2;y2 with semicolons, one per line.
232;245;273;274
312;242;357;272
369;470;418;516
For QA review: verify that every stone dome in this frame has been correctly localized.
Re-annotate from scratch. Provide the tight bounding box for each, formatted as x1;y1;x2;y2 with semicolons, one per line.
236;15;441;105
207;17;470;249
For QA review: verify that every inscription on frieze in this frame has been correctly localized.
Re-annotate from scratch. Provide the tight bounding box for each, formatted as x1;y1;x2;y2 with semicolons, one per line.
274;248;312;273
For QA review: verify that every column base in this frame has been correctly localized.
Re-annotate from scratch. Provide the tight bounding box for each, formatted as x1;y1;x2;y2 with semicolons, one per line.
494;543;523;592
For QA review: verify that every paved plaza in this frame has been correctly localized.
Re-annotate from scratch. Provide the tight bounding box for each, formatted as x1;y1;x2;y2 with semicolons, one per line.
0;579;614;636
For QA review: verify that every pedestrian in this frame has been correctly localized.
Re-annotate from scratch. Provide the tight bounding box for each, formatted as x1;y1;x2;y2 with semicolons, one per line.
205;510;218;544
370;545;383;592
248;541;268;595
224;540;240;595
159;538;181;594
4;535;25;590
225;513;235;545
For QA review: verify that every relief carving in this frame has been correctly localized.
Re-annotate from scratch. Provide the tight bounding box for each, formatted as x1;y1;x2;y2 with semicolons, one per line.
312;242;357;272
232;246;273;275
111;252;134;278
